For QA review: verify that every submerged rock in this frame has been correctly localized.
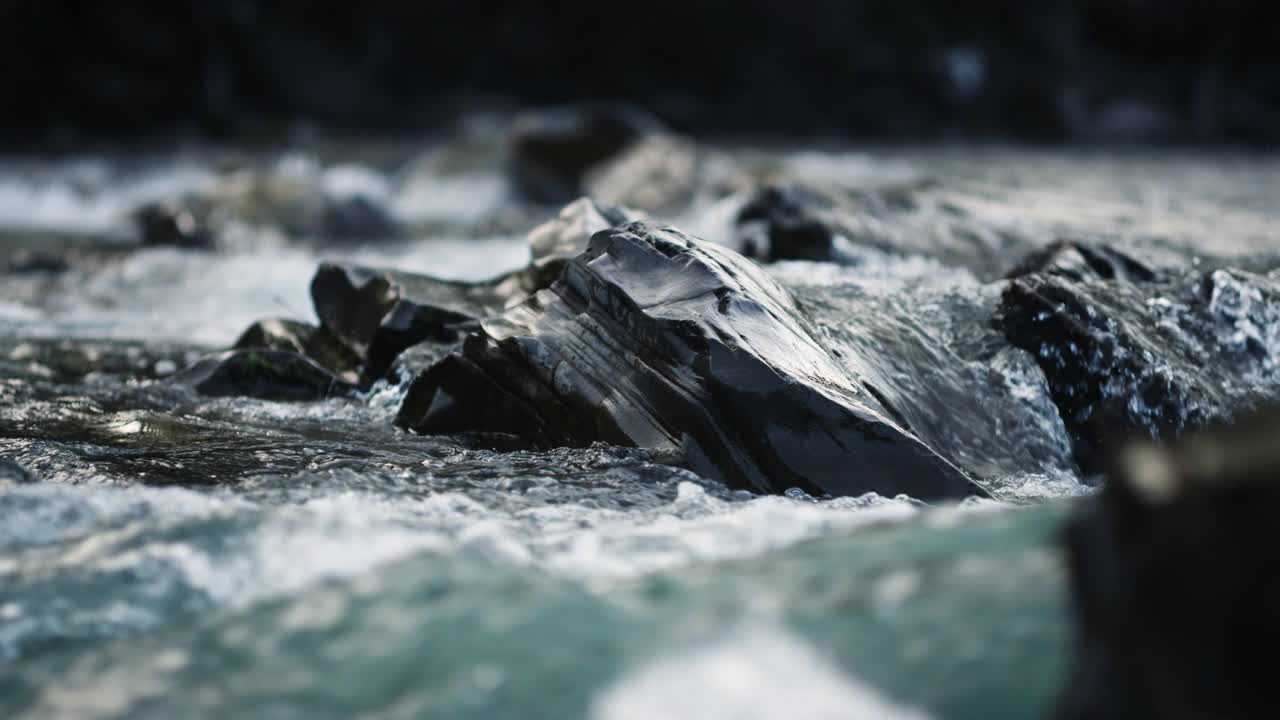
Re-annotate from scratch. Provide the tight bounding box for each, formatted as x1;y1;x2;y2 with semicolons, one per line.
0;459;36;485
1056;410;1280;719
397;221;985;500
181;350;358;402
5;249;70;274
506;104;665;204
995;260;1280;473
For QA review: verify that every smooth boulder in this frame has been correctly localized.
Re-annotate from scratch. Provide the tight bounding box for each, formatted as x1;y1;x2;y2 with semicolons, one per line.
397;221;985;501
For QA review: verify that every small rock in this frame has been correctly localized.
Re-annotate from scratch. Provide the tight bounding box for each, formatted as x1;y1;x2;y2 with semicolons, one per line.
0;459;36;485
5;250;69;274
315;193;401;243
180;350;358;402
506;104;665;204
133;201;215;249
232;318;363;385
309;263;511;383
734;184;851;262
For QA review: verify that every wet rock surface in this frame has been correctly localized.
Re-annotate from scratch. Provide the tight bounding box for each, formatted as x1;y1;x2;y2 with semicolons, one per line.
995;260;1280;474
1055;410;1280;719
309;262;497;381
232;318;362;385
397;221;985;501
179;349;359;402
224;198;645;392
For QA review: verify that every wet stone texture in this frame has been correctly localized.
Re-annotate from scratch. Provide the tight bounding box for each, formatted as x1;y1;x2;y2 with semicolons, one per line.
996;263;1280;474
397;221;985;501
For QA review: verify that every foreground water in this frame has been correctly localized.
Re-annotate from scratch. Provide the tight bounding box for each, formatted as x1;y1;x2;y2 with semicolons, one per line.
1;142;1276;718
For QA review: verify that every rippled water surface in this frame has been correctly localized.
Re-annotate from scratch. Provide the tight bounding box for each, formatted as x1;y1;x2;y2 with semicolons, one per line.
2;143;1276;718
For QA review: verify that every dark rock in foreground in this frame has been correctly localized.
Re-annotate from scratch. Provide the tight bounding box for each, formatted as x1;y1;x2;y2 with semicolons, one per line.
506;105;665;204
397;221;985;500
1055;409;1280;719
181;350;358;402
995;260;1280;473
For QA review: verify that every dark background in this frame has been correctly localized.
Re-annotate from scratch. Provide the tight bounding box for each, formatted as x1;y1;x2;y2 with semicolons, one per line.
2;0;1277;148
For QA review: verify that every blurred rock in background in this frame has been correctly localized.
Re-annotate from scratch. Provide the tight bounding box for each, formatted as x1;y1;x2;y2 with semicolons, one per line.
1056;408;1280;718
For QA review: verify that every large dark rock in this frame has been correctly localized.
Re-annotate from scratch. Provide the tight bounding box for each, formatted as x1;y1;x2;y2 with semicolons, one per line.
180;350;358;402
1055;410;1280;719
995;260;1280;473
397;221;985;500
506;105;665;204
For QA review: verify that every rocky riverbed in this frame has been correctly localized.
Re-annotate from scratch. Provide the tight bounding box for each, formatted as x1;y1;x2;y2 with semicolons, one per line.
1;116;1278;718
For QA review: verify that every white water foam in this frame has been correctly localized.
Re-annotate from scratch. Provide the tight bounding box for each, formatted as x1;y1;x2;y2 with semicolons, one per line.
592;622;932;720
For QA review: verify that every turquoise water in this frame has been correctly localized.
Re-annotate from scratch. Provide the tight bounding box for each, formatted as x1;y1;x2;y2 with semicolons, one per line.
0;476;1070;719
